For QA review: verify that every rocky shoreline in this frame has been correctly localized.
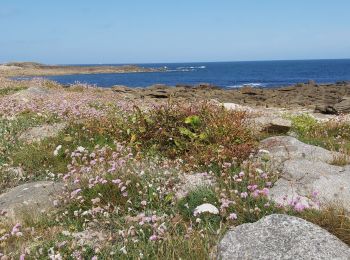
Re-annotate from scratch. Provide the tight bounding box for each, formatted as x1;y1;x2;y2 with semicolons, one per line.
112;81;350;114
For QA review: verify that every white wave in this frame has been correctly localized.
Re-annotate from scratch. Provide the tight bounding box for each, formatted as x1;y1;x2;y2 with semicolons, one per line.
226;83;266;88
175;65;206;71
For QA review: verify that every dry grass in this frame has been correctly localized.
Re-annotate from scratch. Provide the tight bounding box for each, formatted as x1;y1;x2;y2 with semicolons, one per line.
298;206;350;246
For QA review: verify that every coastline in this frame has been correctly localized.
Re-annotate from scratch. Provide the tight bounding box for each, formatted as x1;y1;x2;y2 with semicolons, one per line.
110;81;350;112
0;62;164;77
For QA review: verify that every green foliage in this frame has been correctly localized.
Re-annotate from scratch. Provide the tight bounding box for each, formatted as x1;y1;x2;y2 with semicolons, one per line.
289;113;350;153
101;102;256;168
0;86;27;96
10;122;116;181
289;114;318;138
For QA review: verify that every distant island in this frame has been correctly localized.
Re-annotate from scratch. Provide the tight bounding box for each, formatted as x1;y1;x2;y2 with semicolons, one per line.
0;61;164;77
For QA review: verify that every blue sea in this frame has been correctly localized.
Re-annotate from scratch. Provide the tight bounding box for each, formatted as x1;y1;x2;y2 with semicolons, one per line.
19;59;350;88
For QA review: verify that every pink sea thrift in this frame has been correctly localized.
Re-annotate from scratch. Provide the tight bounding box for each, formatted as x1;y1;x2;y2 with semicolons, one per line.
149;234;158;241
228;213;237;220
240;192;248;198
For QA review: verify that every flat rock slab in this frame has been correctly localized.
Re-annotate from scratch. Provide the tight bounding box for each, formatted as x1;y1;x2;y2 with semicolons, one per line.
19;122;67;143
218;214;350;260
223;102;255;112
260;136;337;169
0;181;64;220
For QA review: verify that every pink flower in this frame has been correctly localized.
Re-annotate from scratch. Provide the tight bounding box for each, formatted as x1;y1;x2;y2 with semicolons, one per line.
247;184;258;191
260;188;270;196
149;234;158;241
240;192;248;198
228;213;237;220
294;202;306;212
112;179;121;184
70;188;82;198
11;223;21;235
238;171;245;177
312;191;319;197
252;190;260;198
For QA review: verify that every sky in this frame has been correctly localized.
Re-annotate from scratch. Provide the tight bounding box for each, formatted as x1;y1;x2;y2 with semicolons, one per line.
0;0;350;64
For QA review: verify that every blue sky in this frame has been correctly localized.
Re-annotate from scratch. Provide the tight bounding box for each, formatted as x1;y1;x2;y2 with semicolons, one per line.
1;0;349;64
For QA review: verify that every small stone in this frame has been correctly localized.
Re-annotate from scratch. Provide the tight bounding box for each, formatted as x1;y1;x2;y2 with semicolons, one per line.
19;122;67;143
175;172;215;199
0;181;64;220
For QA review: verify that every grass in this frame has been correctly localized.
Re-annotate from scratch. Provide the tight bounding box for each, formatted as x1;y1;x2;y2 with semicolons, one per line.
289;114;350;151
0;86;27;97
288;114;350;165
11;122;116;179
296;206;350;246
0;112;61;189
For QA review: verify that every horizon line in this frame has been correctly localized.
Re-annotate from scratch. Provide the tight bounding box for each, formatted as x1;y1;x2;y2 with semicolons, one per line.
2;57;350;66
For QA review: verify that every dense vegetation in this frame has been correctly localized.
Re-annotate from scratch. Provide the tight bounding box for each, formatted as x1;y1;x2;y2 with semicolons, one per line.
0;79;349;259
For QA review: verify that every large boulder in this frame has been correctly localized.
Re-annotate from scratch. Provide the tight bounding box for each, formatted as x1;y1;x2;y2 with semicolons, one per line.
217;214;350;260
315;97;350;114
0;181;64;220
19;122;67;143
334;97;350;114
259;136;350;211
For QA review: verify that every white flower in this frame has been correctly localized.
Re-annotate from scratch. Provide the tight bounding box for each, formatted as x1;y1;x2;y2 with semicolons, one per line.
258;149;270;154
76;146;85;153
193;203;219;216
53;145;62;156
255;168;264;174
120;246;127;255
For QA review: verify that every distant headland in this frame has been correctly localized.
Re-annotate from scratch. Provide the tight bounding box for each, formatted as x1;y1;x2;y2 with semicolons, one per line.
0;61;163;77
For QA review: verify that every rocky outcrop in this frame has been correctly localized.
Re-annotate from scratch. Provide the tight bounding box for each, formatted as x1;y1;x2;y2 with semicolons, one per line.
0;181;64;220
259;136;336;169
217;214;350;260
315;97;350;114
334;97;350;114
260;136;350;211
19;122;67;143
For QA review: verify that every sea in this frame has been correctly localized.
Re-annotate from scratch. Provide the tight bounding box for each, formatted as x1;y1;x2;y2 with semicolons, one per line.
18;59;350;88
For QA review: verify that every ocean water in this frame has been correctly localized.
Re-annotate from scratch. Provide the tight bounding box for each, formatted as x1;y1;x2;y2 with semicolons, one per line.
20;59;350;88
